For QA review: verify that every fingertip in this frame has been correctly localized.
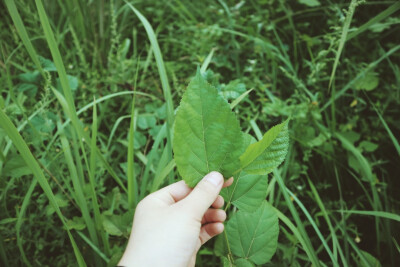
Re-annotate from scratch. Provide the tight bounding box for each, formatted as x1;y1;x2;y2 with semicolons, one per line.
202;208;227;224
204;171;224;187
219;210;227;222
183;172;224;218
215;222;224;234
200;222;225;245
222;177;234;188
212;195;224;209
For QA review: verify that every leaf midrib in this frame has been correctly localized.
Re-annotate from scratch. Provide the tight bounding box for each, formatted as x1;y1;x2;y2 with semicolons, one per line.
245;203;265;258
199;83;210;173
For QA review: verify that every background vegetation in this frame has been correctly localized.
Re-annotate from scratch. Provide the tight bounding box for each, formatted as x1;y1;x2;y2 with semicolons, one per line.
1;0;399;266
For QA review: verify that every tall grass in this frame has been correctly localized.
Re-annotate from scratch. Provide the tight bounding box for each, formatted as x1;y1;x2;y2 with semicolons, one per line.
0;109;86;266
1;0;399;266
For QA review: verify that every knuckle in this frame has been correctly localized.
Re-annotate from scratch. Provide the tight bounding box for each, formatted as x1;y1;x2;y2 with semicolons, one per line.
135;199;147;212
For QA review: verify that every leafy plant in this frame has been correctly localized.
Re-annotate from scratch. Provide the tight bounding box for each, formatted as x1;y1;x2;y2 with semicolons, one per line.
173;70;289;265
2;0;400;265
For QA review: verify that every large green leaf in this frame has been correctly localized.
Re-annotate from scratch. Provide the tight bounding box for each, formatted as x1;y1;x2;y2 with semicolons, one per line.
226;201;279;265
240;120;289;175
173;71;243;187
221;171;268;212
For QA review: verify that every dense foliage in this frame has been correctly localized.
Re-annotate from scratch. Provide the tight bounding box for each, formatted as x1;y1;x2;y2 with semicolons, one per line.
0;0;399;266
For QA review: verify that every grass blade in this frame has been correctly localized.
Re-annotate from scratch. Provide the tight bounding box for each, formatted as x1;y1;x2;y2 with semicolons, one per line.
287;189;340;267
230;89;253;109
307;179;347;266
124;1;174;136
322;45;400;111
273;169;320;266
336;210;400;222
0;109;86;266
51;87;127;191
328;0;358;91
59;123;99;250
89;99;110;255
33;0;127;193
273;207;317;265
374;107;400;157
124;1;175;186
34;0;75;109
200;48;215;73
151;159;176;192
127;59;140;209
16;178;37;267
127;91;137;208
76;231;110;263
346;2;400;41
4;0;44;76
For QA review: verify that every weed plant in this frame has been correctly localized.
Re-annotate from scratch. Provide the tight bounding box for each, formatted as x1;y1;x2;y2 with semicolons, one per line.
0;0;399;266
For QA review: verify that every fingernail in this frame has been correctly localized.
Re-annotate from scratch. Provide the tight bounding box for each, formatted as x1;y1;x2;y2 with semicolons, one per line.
205;171;223;186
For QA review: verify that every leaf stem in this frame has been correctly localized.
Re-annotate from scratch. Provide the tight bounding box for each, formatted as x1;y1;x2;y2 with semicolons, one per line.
223;229;234;264
224;171;242;212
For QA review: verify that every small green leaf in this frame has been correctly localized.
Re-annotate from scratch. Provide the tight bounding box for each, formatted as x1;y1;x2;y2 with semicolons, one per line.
240;120;289;175
138;115;157;130
354;72;379;91
173;71;243;187
45;194;69;215
221;171;268;212
3;155;32;178
219;79;246;100
298;0;320;7
39;56;57;71
359;140;379;152
226;201;279;265
102;219;123;236
56;75;79;91
358;249;382;267
65;217;86;231
18;70;41;83
17;83;38;97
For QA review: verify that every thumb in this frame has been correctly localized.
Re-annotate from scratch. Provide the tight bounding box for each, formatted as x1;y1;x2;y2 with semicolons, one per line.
182;171;224;220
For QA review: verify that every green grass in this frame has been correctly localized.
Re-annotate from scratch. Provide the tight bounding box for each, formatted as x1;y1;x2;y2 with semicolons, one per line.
1;0;400;266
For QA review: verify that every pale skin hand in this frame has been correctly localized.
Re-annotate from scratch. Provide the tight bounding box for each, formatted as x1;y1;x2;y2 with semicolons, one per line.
118;171;233;267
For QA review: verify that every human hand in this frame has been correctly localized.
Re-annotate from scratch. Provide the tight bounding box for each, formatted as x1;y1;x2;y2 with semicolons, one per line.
118;171;233;267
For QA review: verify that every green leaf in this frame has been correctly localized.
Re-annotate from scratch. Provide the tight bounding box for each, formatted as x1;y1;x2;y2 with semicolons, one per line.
138;115;157;130
18;71;41;83
45;194;69;215
226;201;279;264
222;257;234;267
358;250;382;267
358;140;378;152
219;79;246;100
214;235;228;257
173;71;243;187
240;120;289;175
102;219;123;236
56;75;79;91
354;72;379;91
298;0;320;7
221;171;268;212
235;259;255;267
66;217;86;231
3;155;32;178
39;56;57;71
17;83;38;97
